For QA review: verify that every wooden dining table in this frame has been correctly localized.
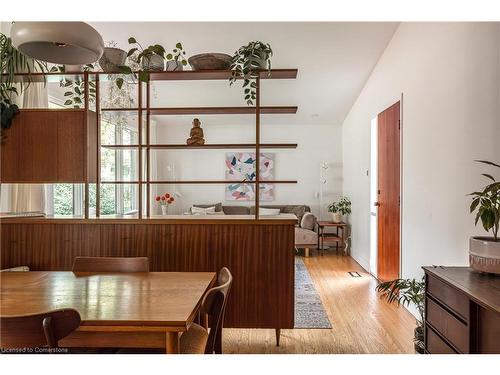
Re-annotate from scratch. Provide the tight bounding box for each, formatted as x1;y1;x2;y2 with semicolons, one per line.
0;271;216;353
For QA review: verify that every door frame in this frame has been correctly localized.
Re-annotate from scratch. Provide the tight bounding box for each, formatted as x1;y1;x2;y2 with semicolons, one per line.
370;93;403;281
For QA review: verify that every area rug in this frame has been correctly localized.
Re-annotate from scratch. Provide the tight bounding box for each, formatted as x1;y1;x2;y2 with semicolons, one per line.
295;257;332;329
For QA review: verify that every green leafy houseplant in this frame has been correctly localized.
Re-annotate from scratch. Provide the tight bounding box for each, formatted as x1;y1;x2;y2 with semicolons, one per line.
229;41;273;105
376;278;425;353
1;32;49;134
328;196;352;215
116;37;168;87
469;160;500;241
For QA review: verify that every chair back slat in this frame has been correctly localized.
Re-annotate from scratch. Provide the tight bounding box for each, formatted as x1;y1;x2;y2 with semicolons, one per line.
0;309;81;348
201;267;233;354
72;257;149;273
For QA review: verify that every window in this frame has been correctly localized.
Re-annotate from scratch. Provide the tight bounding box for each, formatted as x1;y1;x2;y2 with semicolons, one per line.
45;99;138;216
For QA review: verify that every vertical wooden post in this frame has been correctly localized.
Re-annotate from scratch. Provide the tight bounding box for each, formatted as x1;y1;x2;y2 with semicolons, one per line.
83;72;89;219
138;80;143;219
255;76;261;219
146;79;151;217
95;77;101;218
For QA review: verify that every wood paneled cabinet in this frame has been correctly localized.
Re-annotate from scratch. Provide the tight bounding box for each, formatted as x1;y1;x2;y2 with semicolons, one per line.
1;109;97;183
423;267;500;354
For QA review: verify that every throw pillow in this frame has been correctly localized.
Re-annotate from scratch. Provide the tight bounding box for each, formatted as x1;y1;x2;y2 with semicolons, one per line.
259;207;281;216
191;206;216;215
300;212;317;230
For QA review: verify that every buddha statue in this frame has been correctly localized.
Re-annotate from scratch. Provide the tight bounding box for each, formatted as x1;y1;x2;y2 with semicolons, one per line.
186;118;205;145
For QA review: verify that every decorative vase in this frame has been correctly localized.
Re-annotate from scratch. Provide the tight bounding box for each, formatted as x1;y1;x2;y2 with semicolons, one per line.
143;55;165;71
99;47;127;72
331;212;342;223
469;237;500;275
161;205;169;215
165;60;184;71
188;53;232;70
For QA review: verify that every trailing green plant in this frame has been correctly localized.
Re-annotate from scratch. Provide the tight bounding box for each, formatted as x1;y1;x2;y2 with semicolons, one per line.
376;277;425;352
229;41;273;106
1;32;49;134
328;196;352;215
50;64;96;108
469;160;500;241
166;42;188;67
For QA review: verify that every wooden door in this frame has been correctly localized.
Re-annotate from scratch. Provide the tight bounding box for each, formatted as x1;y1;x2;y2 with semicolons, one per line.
377;101;400;282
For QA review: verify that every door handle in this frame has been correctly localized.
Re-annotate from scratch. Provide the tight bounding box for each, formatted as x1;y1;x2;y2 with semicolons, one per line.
374;202;380;207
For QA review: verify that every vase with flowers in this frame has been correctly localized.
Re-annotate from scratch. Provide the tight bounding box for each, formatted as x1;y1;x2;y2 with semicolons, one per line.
155;193;175;215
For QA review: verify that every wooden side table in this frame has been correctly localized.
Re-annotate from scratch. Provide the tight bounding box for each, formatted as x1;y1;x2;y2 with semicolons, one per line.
317;221;348;255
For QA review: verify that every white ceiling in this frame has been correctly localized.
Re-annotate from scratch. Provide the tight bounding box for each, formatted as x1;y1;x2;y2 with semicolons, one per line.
88;22;398;126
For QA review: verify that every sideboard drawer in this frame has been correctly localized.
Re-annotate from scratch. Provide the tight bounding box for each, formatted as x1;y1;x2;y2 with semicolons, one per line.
427;274;469;321
427;297;469;353
426;325;457;354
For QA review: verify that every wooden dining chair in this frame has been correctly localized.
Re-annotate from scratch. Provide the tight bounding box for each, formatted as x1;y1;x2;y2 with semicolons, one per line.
72;256;149;273
180;267;233;354
0;309;81;349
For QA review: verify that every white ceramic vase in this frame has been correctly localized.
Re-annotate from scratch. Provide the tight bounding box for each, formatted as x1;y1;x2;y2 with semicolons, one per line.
161;205;169;215
331;212;342;223
469;236;500;274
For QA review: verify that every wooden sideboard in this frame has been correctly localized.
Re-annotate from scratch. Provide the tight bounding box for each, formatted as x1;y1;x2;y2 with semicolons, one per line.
0;216;295;333
423;266;500;354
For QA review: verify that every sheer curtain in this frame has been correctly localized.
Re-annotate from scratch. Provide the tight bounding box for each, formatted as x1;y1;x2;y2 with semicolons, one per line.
0;83;48;213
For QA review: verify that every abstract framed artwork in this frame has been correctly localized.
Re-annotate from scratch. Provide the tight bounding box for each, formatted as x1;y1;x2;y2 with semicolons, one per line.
225;152;275;201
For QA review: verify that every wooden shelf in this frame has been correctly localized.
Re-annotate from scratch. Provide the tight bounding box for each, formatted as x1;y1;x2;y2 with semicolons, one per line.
101;106;297;115
148;69;298;81
100;180;297;184
101;144;297;150
7;69;298;82
150;180;297;184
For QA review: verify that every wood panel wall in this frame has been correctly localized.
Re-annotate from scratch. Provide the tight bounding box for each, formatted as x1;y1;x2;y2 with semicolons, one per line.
0;222;295;329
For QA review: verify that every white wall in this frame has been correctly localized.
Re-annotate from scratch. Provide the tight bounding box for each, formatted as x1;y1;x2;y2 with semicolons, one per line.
151;118;343;217
342;23;500;283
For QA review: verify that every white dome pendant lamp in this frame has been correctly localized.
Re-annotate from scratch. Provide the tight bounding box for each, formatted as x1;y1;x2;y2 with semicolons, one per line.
11;22;104;65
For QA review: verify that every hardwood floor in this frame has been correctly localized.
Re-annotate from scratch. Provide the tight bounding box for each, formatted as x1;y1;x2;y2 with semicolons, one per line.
223;251;416;354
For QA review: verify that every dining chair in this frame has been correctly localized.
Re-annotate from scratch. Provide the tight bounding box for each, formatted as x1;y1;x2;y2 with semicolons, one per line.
72;256;149;273
180;267;233;354
0;308;81;349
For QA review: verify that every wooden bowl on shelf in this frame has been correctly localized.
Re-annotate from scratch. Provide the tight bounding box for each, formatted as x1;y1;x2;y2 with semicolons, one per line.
188;53;232;70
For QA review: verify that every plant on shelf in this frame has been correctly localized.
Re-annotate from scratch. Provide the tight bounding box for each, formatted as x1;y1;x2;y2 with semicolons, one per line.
328;196;351;223
376;277;425;354
229;41;273;105
116;37;168;86
165;42;188;71
468;160;500;274
155;193;175;215
1;32;49;137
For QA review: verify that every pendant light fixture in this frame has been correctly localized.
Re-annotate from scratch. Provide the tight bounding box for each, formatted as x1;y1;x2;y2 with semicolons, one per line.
11;22;104;65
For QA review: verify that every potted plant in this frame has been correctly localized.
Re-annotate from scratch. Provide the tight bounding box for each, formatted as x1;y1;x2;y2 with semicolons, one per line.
229;41;273;105
155;192;175;215
1;32;48;138
468;160;500;274
126;37;166;72
376;278;425;354
98;41;127;73
328;196;351;223
165;42;188;71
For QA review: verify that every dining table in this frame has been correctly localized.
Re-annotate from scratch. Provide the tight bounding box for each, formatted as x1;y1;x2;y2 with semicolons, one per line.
0;271;216;353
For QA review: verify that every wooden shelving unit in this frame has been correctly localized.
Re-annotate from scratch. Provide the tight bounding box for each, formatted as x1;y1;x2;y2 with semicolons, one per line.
9;69;298;219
